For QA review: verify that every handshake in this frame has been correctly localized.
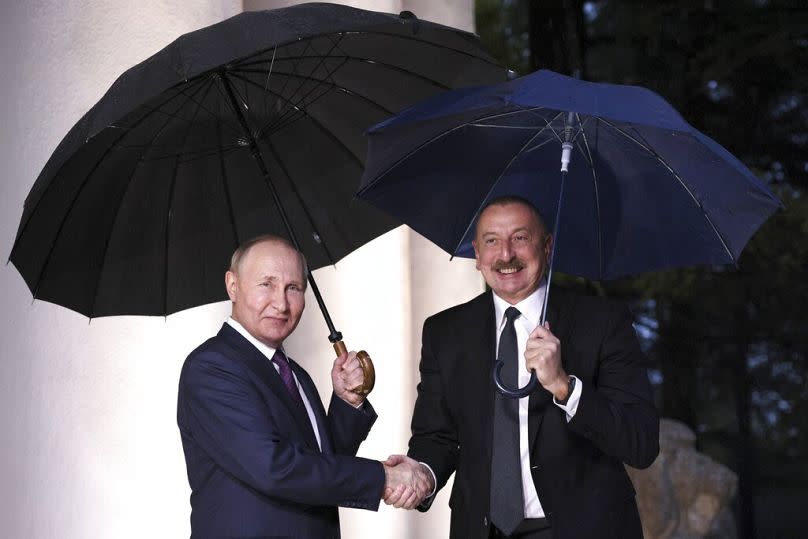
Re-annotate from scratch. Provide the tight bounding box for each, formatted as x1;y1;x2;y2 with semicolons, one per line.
381;455;435;510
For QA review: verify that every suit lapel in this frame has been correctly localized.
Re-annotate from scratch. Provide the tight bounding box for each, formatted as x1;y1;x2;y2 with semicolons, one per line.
218;324;320;451
528;286;574;451
466;292;498;468
289;359;333;454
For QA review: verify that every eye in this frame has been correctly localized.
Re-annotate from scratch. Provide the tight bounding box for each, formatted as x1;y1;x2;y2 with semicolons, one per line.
485;237;497;245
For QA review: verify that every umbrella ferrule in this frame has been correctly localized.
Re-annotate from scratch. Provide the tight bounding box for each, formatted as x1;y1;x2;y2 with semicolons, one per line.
560;142;573;172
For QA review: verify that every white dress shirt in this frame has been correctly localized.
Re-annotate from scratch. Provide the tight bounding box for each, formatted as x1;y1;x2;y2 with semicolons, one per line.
492;283;583;518
421;284;583;507
226;317;322;451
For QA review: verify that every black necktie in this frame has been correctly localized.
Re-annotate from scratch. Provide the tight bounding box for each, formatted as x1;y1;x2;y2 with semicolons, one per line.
490;306;524;535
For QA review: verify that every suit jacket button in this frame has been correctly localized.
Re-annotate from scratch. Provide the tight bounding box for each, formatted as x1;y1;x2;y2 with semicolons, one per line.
483;516;488;527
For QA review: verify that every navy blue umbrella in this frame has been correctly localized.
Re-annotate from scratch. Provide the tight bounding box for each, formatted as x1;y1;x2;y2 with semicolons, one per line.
357;69;782;397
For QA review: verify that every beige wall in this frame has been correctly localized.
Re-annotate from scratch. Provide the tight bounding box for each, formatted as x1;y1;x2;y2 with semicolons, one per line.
0;1;480;537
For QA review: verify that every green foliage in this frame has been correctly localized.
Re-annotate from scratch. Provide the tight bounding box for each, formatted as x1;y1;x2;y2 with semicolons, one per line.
476;1;808;534
475;0;531;74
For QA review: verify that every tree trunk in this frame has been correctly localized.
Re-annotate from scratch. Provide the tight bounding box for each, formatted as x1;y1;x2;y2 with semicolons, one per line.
528;0;585;76
657;299;698;426
732;304;756;539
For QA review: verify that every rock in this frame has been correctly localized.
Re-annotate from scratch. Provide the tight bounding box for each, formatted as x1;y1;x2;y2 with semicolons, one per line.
626;418;738;539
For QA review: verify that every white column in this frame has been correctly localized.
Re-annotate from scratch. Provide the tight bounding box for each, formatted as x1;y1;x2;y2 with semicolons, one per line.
245;2;412;538
0;2;240;538
402;0;476;33
1;1;482;538
246;1;483;538
399;2;483;538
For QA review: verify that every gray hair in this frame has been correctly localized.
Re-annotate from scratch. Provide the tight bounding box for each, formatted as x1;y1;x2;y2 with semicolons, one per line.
229;234;309;289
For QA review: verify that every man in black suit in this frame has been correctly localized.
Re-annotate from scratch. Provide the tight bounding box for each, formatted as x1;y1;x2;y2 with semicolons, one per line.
177;235;422;538
385;196;659;538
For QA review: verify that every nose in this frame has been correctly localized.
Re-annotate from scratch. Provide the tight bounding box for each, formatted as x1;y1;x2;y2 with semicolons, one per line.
270;287;289;313
498;239;514;260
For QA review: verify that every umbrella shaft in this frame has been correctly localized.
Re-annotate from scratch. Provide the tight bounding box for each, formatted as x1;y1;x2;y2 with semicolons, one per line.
220;71;342;343
307;270;343;343
219;71;299;247
542;168;568;326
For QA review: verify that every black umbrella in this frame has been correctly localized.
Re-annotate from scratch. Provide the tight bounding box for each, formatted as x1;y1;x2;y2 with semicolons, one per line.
9;3;505;390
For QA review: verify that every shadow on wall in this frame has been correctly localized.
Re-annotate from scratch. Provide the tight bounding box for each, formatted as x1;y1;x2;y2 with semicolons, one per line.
627;419;738;539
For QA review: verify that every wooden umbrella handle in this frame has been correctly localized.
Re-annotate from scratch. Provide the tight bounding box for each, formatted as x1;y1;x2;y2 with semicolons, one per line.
333;340;376;396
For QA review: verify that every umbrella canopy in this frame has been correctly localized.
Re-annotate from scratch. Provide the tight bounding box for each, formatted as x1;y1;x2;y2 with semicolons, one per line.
358;69;782;281
357;68;782;397
10;3;505;319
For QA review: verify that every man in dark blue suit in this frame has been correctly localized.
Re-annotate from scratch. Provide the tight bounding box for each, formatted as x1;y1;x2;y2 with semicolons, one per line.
177;235;418;538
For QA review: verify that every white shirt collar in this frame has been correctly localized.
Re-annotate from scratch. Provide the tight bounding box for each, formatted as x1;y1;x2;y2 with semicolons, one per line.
226;317;280;362
492;279;547;331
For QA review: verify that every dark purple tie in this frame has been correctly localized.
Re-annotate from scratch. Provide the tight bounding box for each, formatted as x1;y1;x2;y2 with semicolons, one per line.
272;349;302;402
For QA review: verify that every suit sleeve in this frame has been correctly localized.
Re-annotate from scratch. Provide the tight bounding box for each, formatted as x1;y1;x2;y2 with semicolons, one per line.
327;393;378;456
567;304;660;469
407;317;460;510
180;349;385;509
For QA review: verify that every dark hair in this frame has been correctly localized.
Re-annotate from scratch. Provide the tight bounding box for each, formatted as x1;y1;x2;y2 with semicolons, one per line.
476;195;548;232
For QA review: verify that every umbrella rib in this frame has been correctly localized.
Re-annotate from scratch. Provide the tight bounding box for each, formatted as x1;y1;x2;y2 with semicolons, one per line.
235;68;396;117
161;79;218;315
517;108;567;143
119;141;245;163
239;53;455;93
239;40;363;268
259;71;342;135
470;124;542;130
237;33;462;126
575;114;605;279
216;96;242;257
10;80;205;269
233;29;503;72
265;41;311;119
89;78;216;317
226;69;332;143
21;78;210;304
522;136;564;155
241;36;344;265
358;105;553;194
263;142;337;265
450;111;565;255
117;79;245;145
226;71;364;167
254;34;347;134
599;117;737;263
260;44;278;128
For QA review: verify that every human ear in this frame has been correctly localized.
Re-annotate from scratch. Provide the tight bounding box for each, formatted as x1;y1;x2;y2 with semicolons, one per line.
225;271;237;302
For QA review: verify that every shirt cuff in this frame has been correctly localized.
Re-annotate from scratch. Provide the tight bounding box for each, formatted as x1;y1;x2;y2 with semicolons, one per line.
419;462;438;498
553;375;582;422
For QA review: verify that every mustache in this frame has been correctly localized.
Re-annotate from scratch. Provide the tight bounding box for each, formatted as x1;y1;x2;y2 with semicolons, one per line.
492;257;525;271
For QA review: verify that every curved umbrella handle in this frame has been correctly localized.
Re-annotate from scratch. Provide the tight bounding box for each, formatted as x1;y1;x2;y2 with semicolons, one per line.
333;341;376;396
492;360;538;398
